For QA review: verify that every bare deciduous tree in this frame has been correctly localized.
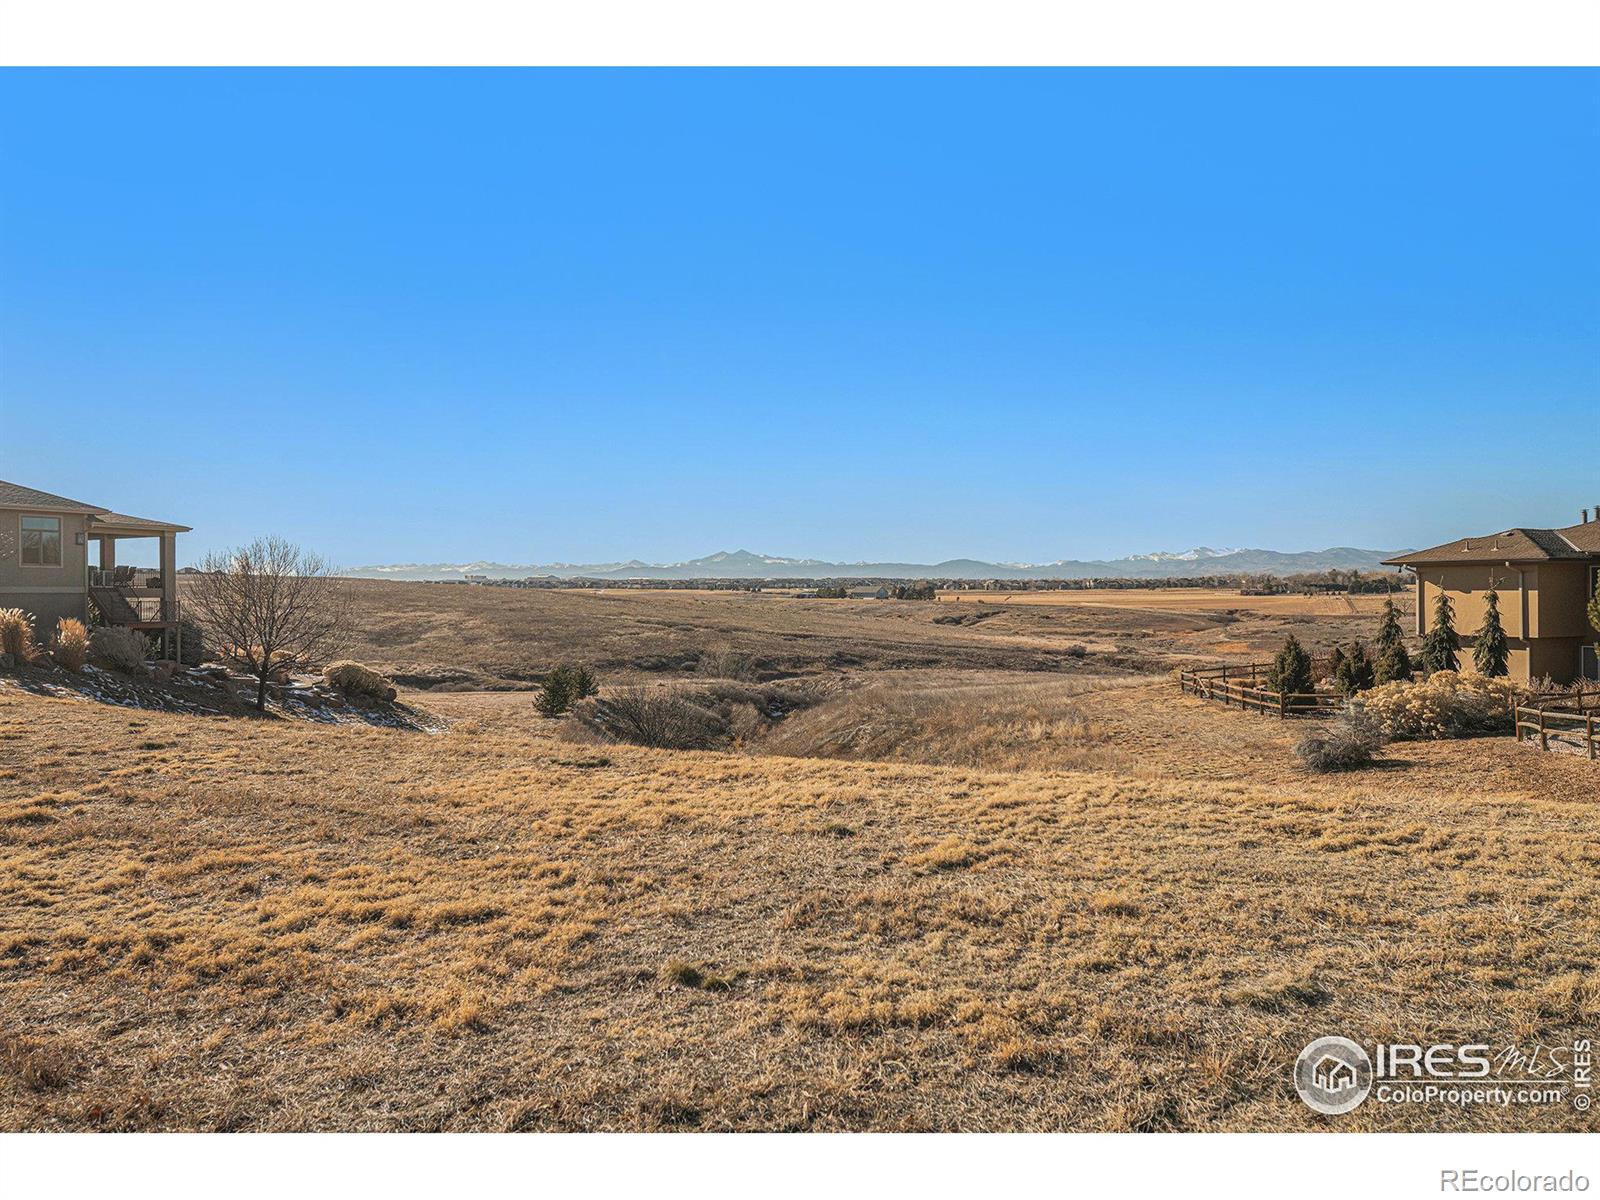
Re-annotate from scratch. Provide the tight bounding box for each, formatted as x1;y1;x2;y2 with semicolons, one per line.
186;537;351;712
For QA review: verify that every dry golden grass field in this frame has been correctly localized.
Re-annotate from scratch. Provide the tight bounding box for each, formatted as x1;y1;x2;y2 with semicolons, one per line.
936;587;1394;617
4;582;1596;1132
317;580;1410;690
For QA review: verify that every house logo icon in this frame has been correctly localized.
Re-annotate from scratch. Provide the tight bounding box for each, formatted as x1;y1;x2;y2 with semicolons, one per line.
1294;1037;1373;1115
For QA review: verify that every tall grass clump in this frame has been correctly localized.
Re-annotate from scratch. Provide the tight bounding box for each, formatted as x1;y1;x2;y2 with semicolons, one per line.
53;618;89;672
0;609;35;663
322;660;398;702
1295;708;1386;772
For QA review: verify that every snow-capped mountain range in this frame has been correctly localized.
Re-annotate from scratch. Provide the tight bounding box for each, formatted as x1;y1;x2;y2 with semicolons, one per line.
346;545;1405;582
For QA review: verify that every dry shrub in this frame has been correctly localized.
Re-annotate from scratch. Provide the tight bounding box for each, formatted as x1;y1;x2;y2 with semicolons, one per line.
697;647;758;681
575;686;727;750
219;644;292;683
574;681;819;750
1295;709;1386;772
89;626;148;674
52;618;89;672
322;660;398;702
0;609;35;662
1356;670;1514;740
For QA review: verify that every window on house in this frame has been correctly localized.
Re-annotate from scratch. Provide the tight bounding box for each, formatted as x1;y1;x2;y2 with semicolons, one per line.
21;516;62;567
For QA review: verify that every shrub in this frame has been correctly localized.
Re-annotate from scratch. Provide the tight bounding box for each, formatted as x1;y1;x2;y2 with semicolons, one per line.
1421;592;1460;674
219;644;293;683
697;647;757;681
1295;709;1386;772
89;626;148;674
177;618;206;668
1355;670;1514;740
53;619;89;672
322;660;398;702
1333;641;1375;696
576;686;724;749
0;609;36;663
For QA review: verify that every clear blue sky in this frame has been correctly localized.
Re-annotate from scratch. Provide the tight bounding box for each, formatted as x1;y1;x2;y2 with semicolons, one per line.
2;69;1595;566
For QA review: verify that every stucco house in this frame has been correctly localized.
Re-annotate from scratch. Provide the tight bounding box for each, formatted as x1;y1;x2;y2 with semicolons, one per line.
0;479;191;659
1384;509;1600;685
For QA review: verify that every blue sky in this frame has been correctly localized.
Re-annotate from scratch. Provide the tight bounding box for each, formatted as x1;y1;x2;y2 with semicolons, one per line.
1;69;1595;566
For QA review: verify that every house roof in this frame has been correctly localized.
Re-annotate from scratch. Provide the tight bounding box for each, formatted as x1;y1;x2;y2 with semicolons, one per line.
0;479;109;514
0;480;189;533
89;512;193;535
1384;522;1600;566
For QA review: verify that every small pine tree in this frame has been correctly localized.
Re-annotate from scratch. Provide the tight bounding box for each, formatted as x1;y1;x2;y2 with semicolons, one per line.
1588;572;1600;638
1334;641;1375;695
1373;597;1412;683
1269;634;1315;703
1325;644;1346;683
1376;598;1405;653
1420;591;1460;674
537;663;600;717
1472;588;1510;678
536;666;576;717
568;663;599;699
1375;641;1413;686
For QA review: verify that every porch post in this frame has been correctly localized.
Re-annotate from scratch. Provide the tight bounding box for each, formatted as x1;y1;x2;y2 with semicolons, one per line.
161;532;177;660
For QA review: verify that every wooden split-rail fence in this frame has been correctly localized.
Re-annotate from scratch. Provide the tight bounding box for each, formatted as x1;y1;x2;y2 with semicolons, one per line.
1177;661;1345;719
1514;689;1600;760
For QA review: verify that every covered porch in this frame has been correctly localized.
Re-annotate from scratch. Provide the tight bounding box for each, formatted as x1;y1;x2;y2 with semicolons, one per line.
87;512;192;659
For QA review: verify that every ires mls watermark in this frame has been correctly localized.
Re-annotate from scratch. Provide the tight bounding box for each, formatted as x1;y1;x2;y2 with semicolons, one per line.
1293;1035;1593;1116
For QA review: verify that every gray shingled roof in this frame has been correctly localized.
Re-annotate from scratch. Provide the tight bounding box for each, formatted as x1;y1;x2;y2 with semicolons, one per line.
91;512;193;534
1385;524;1600;565
0;479;108;514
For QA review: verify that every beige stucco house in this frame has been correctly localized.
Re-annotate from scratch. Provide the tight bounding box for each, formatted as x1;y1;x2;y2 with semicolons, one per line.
0;479;190;658
1384;510;1600;685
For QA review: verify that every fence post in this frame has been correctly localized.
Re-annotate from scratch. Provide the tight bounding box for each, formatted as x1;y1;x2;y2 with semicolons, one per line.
1589;714;1596;761
1539;710;1549;753
1278;691;1287;720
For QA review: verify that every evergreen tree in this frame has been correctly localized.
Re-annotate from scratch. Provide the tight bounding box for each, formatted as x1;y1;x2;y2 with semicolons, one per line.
1325;644;1346;683
1373;597;1413;683
1421;591;1460;674
1269;634;1315;703
1335;641;1375;695
1375;641;1413;686
1376;598;1405;653
1589;572;1600;638
1472;589;1510;678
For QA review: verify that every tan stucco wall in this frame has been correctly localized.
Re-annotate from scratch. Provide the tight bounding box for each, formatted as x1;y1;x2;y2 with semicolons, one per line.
0;507;89;630
1414;561;1598;685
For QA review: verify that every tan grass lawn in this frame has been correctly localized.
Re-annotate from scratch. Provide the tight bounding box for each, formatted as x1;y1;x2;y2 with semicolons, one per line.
1;681;1595;1132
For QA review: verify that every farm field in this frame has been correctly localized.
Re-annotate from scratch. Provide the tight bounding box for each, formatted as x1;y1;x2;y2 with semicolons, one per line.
5;580;1595;1132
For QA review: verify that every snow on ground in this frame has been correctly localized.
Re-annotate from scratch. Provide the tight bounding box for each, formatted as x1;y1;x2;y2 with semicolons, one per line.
0;664;445;732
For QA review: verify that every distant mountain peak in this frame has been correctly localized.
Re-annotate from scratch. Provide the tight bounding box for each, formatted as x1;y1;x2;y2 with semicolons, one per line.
347;545;1406;582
